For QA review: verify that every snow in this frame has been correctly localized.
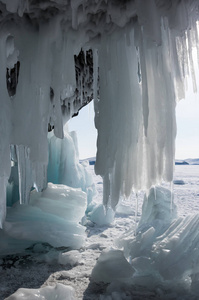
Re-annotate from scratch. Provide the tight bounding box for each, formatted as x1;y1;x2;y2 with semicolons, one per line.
0;164;198;300
58;250;83;267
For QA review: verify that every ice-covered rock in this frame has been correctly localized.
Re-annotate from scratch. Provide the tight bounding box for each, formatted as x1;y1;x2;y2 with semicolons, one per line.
5;283;76;300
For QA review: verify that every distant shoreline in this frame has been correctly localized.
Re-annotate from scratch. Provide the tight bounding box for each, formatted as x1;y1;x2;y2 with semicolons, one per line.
80;157;199;166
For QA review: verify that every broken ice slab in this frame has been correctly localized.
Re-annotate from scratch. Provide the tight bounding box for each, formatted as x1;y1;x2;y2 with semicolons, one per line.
0;183;87;255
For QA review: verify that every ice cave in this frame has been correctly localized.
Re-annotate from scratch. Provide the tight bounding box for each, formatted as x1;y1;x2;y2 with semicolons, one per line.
0;0;199;299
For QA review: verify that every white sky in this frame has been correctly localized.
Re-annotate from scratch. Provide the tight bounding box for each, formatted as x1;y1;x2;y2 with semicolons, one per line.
175;90;199;159
68;101;97;159
175;46;199;159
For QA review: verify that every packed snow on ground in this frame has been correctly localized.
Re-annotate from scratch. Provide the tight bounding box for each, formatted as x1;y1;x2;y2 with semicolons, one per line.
0;163;199;300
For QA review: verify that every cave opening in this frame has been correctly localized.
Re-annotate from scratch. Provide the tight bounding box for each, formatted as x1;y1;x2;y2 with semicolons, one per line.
0;1;199;299
68;101;97;161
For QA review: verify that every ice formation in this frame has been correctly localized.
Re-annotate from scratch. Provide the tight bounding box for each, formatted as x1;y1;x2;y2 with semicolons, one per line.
89;187;199;298
58;249;83;267
0;0;199;227
0;3;199;296
88;203;115;226
91;249;134;283
48;129;94;193
5;283;76;300
0;183;87;255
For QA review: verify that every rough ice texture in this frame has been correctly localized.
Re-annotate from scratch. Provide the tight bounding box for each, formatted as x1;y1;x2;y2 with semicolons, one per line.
0;183;87;255
0;1;199;222
114;186;199;296
91;249;134;283
58;250;83;267
138;186;177;234
5;283;76;300
88;204;115;226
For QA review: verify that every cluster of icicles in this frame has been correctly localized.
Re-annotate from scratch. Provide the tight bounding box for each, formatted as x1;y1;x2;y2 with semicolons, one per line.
0;0;199;226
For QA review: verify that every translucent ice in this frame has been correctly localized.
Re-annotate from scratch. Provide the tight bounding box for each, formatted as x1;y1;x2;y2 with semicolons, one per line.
48;129;93;193
88;204;115;226
0;183;87;255
91;249;134;284
5;283;76;300
115;186;199;295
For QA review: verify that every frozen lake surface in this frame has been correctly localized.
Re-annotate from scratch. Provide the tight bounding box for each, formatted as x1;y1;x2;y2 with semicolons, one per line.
0;165;199;299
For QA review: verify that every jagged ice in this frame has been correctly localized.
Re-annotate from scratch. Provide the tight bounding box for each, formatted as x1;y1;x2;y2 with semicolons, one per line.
0;2;199;296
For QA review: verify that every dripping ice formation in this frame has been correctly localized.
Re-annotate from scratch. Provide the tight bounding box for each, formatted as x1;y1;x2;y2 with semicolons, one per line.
0;2;198;298
0;1;198;226
0;127;93;255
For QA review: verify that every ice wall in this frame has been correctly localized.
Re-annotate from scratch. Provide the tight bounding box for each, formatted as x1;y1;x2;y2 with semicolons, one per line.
48;128;93;193
0;0;199;226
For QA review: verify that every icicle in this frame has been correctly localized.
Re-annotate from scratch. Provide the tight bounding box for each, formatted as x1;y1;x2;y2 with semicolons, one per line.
0;176;7;228
170;181;174;213
93;48;99;104
154;186;157;201
16;145;32;205
134;192;138;235
103;173;110;207
32;163;47;193
187;29;197;93
51;89;64;139
10;145;17;163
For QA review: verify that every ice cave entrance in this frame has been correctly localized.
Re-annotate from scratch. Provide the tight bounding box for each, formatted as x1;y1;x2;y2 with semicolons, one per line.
175;53;199;161
68;101;97;161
